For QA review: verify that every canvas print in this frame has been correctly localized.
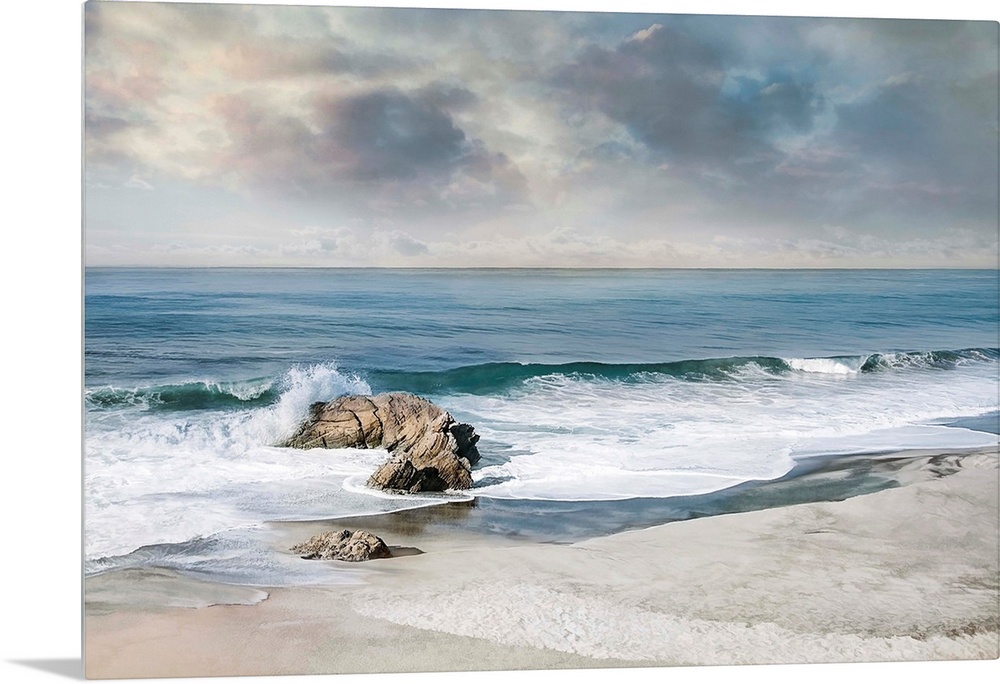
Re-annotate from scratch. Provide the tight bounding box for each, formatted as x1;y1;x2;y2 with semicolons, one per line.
83;1;999;679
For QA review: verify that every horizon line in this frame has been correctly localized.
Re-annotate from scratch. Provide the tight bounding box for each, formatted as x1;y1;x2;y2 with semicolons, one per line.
82;265;999;271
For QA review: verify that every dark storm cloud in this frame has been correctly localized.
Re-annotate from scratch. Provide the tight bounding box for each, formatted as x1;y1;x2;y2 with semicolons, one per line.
731;76;822;134
551;16;996;232
553;21;823;169
318;89;470;181
824;72;999;228
836;76;997;186
416;83;479;111
214;85;527;210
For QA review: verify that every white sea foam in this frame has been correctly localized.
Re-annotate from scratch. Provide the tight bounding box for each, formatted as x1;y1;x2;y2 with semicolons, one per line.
254;363;372;444
451;360;997;502
85;357;999;564
793;424;997;458
340;474;475;504
785;356;865;374
205;378;276;401
84;363;393;560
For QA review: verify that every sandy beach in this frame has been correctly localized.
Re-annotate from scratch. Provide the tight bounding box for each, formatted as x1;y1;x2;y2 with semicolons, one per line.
84;446;999;679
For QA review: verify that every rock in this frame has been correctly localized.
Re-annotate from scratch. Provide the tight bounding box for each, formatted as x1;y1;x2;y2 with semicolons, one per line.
282;392;481;493
291;529;392;562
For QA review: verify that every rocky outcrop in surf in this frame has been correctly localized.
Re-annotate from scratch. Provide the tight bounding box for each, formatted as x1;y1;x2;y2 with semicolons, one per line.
281;392;481;492
291;529;392;562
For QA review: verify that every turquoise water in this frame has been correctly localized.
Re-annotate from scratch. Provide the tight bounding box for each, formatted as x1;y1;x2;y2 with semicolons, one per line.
84;268;999;584
86;268;999;384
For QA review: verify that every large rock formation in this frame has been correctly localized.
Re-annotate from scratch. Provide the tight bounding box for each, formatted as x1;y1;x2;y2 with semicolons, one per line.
291;529;392;562
282;392;481;493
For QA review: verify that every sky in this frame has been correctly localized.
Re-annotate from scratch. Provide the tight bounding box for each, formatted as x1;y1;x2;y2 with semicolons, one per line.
84;1;999;268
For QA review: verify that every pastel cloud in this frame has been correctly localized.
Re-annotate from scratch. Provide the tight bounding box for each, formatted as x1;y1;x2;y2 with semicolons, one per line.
84;4;998;268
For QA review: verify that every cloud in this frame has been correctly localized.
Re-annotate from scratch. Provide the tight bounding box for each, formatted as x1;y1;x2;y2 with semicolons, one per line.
552;20;823;171
278;226;429;262
84;0;530;220
628;23;664;43
319;89;471;181
835;76;997;192
547;15;996;238
206;85;529;215
387;231;430;256
86;217;998;269
124;175;154;191
83;5;999;268
210;38;413;81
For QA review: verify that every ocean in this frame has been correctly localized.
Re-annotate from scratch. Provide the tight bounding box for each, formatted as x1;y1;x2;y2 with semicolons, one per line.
84;268;999;585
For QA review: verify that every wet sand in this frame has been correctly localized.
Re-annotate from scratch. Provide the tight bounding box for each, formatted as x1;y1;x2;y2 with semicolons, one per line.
84;447;999;678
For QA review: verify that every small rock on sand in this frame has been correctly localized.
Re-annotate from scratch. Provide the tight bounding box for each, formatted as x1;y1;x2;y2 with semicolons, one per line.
291;530;393;562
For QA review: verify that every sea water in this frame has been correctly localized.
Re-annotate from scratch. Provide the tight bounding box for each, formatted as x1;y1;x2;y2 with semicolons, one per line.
84;269;999;584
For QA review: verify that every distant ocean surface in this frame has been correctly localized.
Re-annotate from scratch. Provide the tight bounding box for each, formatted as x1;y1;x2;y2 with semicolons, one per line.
85;268;999;585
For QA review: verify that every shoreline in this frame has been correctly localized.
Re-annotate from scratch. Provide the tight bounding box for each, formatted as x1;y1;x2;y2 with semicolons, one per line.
84;446;999;678
273;442;1000;546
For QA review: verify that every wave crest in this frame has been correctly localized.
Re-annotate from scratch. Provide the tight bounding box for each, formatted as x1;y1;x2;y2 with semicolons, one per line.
86;363;370;418
265;364;371;443
861;348;998;372
370;347;998;394
86;378;279;411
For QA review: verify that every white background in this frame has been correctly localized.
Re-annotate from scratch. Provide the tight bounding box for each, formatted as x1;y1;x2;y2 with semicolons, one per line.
1;1;997;683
